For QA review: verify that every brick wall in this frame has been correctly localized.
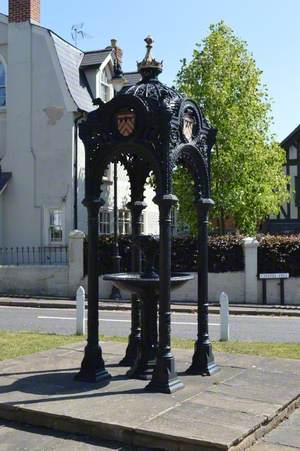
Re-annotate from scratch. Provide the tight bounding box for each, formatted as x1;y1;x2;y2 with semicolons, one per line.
9;0;40;23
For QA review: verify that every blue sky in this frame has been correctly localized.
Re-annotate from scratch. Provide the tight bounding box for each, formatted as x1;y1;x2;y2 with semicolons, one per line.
3;0;300;141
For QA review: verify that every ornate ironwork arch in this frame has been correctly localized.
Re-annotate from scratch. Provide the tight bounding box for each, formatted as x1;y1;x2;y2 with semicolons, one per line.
76;35;219;392
172;143;210;199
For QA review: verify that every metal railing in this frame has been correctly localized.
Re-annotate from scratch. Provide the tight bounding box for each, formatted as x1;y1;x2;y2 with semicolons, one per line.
0;246;68;266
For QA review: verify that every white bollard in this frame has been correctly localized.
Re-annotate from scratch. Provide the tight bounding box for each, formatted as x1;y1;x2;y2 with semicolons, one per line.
76;286;86;335
219;291;229;341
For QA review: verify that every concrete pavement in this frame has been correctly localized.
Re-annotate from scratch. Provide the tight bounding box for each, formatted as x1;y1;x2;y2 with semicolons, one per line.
1;296;300;316
250;408;300;450
1;341;300;450
0;420;151;450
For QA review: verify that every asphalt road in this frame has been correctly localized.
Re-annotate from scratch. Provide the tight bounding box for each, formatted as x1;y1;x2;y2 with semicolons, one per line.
0;306;300;342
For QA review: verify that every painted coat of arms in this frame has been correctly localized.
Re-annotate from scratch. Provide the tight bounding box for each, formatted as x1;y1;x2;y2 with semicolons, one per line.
183;113;195;142
117;109;136;137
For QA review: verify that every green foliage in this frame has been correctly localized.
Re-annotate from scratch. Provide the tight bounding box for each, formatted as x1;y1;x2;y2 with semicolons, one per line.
175;21;289;235
173;235;244;272
89;235;244;274
91;234;300;275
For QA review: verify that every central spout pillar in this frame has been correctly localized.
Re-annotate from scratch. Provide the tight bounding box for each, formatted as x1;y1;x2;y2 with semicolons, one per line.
119;200;147;366
75;198;111;383
146;194;184;393
127;291;158;379
186;198;218;375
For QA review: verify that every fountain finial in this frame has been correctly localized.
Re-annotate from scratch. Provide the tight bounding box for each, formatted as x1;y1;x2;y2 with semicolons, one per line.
137;35;163;79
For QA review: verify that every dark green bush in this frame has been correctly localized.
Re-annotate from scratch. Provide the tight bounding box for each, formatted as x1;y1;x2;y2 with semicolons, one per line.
172;235;244;272
258;234;300;277
84;235;245;275
84;234;300;276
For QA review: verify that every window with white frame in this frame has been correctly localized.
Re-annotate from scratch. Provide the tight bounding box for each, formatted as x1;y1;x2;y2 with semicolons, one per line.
118;209;131;235
99;68;111;103
0;60;6;107
99;208;112;234
48;209;64;244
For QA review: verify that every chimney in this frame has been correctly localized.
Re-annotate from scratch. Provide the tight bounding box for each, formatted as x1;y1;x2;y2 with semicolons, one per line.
110;38;123;65
9;0;40;23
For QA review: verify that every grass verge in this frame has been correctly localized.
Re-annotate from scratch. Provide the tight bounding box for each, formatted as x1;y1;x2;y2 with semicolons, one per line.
1;331;300;361
100;335;300;360
0;331;83;361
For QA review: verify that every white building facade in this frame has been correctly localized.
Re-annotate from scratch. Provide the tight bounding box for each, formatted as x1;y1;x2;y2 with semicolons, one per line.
0;0;159;259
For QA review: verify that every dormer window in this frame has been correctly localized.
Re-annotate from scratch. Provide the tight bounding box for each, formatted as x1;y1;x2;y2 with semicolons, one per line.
99;67;111;103
0;59;6;107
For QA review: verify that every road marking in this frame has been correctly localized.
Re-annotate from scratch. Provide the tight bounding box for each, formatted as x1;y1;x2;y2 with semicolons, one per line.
37;315;220;326
173;321;219;326
38;316;130;323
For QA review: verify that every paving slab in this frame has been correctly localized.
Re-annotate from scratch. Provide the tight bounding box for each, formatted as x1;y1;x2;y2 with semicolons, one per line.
262;408;300;449
249;408;300;450
250;442;299;450
0;420;151;451
0;342;300;450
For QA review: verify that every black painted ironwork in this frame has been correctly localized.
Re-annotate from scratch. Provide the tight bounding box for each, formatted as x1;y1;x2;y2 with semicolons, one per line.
118;201;146;366
75;198;111;383
76;35;218;392
103;270;193;380
0;246;68;265
186;199;218;375
110;160;122;300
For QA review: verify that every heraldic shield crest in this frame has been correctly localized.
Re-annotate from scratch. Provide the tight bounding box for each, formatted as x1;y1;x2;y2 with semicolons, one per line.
183;111;195;142
116;108;136;137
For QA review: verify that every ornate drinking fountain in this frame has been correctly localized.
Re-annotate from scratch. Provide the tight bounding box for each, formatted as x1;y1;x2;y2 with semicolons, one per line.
75;36;219;393
104;235;194;381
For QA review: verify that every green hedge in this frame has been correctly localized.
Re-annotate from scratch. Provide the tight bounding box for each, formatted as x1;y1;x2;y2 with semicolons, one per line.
258;235;300;277
83;234;300;276
84;235;245;275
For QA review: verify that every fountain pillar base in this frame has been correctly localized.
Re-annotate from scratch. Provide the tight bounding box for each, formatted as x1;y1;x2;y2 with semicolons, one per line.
119;294;141;367
119;336;140;367
74;344;111;383
145;354;184;394
126;355;156;380
185;341;219;376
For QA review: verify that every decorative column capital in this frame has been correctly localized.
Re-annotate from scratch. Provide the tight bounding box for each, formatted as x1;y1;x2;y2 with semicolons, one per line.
195;198;214;217
127;200;147;214
195;197;214;209
82;197;105;211
156;194;178;209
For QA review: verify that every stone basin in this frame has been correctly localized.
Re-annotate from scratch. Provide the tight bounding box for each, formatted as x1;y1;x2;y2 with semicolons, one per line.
103;272;194;296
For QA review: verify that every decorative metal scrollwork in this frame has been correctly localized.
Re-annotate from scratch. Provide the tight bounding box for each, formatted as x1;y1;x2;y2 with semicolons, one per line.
80;37;216;203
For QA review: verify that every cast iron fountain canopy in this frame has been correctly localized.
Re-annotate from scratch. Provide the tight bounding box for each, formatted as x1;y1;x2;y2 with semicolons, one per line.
76;35;218;393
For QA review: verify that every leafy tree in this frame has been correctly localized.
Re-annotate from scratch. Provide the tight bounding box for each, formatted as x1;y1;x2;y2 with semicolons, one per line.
174;21;289;235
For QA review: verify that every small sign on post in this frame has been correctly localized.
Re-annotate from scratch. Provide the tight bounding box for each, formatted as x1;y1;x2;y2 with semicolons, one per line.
76;286;86;335
219;292;229;342
258;273;289;305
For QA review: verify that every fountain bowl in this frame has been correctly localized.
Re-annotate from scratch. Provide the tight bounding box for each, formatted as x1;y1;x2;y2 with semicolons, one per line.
103;272;194;297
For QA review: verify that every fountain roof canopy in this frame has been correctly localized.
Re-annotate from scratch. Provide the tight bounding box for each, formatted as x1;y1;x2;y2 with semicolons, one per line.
79;36;217;201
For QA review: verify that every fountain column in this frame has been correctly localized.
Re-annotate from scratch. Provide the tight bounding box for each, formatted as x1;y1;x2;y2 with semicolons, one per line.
75;197;111;383
186;198;218;375
146;194;183;393
119;200;146;366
